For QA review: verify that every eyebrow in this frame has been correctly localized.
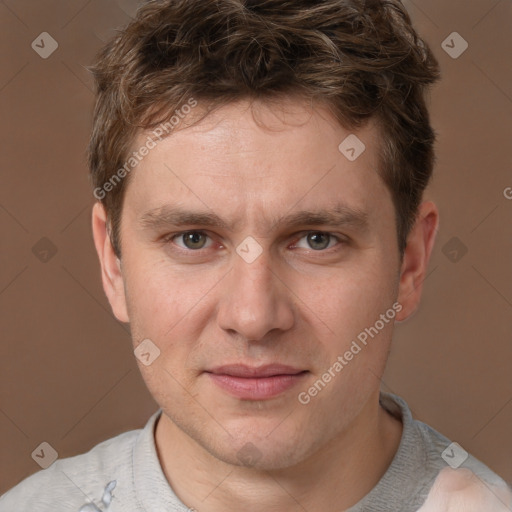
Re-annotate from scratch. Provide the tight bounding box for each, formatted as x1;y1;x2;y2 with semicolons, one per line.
138;203;370;234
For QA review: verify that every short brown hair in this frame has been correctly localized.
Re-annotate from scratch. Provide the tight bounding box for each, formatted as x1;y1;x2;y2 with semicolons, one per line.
87;0;441;258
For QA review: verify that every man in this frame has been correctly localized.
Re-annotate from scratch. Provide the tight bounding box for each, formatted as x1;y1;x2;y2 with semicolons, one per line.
1;0;511;510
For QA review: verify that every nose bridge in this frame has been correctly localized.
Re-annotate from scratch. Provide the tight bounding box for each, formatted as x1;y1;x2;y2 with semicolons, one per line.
217;248;294;340
235;251;274;300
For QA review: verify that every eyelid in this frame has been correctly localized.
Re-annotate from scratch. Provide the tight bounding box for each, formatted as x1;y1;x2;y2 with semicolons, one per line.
291;231;346;250
165;230;215;250
162;229;347;252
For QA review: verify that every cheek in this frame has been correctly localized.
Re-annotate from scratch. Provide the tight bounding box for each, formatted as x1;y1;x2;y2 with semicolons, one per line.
291;253;398;337
121;253;226;361
121;255;184;341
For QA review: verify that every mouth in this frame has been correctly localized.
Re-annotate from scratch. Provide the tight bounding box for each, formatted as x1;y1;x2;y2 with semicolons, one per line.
204;364;309;400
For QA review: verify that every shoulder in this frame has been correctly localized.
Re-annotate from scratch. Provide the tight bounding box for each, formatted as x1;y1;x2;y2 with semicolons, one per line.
0;426;141;511
414;416;512;510
417;466;512;511
416;418;509;486
380;393;512;511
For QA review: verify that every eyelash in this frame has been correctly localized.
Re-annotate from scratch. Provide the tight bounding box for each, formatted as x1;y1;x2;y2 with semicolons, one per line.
162;230;347;254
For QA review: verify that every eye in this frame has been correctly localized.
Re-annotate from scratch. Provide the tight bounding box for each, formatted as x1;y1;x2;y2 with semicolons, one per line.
171;231;213;250
293;232;341;251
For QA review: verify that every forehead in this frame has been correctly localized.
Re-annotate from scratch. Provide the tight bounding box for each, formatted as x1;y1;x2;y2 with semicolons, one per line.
136;97;383;162
123;98;391;226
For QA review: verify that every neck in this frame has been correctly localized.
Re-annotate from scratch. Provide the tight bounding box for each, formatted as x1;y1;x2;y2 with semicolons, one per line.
154;392;403;512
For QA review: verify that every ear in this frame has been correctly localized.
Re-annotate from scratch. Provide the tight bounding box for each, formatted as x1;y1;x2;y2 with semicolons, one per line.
91;202;130;323
396;201;439;322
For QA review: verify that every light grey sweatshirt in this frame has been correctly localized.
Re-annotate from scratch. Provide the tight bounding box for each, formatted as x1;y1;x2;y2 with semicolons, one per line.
1;392;511;511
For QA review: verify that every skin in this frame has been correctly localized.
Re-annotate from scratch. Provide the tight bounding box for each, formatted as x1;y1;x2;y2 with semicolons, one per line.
417;467;512;511
92;97;439;511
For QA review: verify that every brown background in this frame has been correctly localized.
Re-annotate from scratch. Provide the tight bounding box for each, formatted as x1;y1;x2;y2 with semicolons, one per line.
1;0;511;495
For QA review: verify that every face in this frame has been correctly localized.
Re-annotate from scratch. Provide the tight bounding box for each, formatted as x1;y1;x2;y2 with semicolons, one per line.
94;98;425;470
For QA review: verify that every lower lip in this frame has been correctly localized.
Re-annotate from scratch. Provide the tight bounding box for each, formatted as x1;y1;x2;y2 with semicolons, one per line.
206;372;308;400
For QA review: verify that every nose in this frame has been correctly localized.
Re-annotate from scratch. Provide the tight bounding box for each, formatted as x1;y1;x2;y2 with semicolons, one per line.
217;249;295;342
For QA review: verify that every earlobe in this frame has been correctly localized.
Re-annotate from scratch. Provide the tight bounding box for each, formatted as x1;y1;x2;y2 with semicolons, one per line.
91;202;130;323
396;201;439;322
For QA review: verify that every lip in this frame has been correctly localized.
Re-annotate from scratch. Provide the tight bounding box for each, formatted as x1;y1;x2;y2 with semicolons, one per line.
207;364;305;378
205;364;308;400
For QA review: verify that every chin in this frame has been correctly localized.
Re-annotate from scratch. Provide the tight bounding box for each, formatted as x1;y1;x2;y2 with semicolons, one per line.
202;428;315;471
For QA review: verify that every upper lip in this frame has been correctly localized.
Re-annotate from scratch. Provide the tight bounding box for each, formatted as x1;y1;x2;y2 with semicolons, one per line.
206;364;306;378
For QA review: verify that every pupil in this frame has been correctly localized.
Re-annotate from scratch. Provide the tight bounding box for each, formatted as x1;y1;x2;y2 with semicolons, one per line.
308;232;329;250
185;232;205;249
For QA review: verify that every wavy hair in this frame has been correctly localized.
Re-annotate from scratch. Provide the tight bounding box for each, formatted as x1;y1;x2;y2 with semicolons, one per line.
87;0;441;257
